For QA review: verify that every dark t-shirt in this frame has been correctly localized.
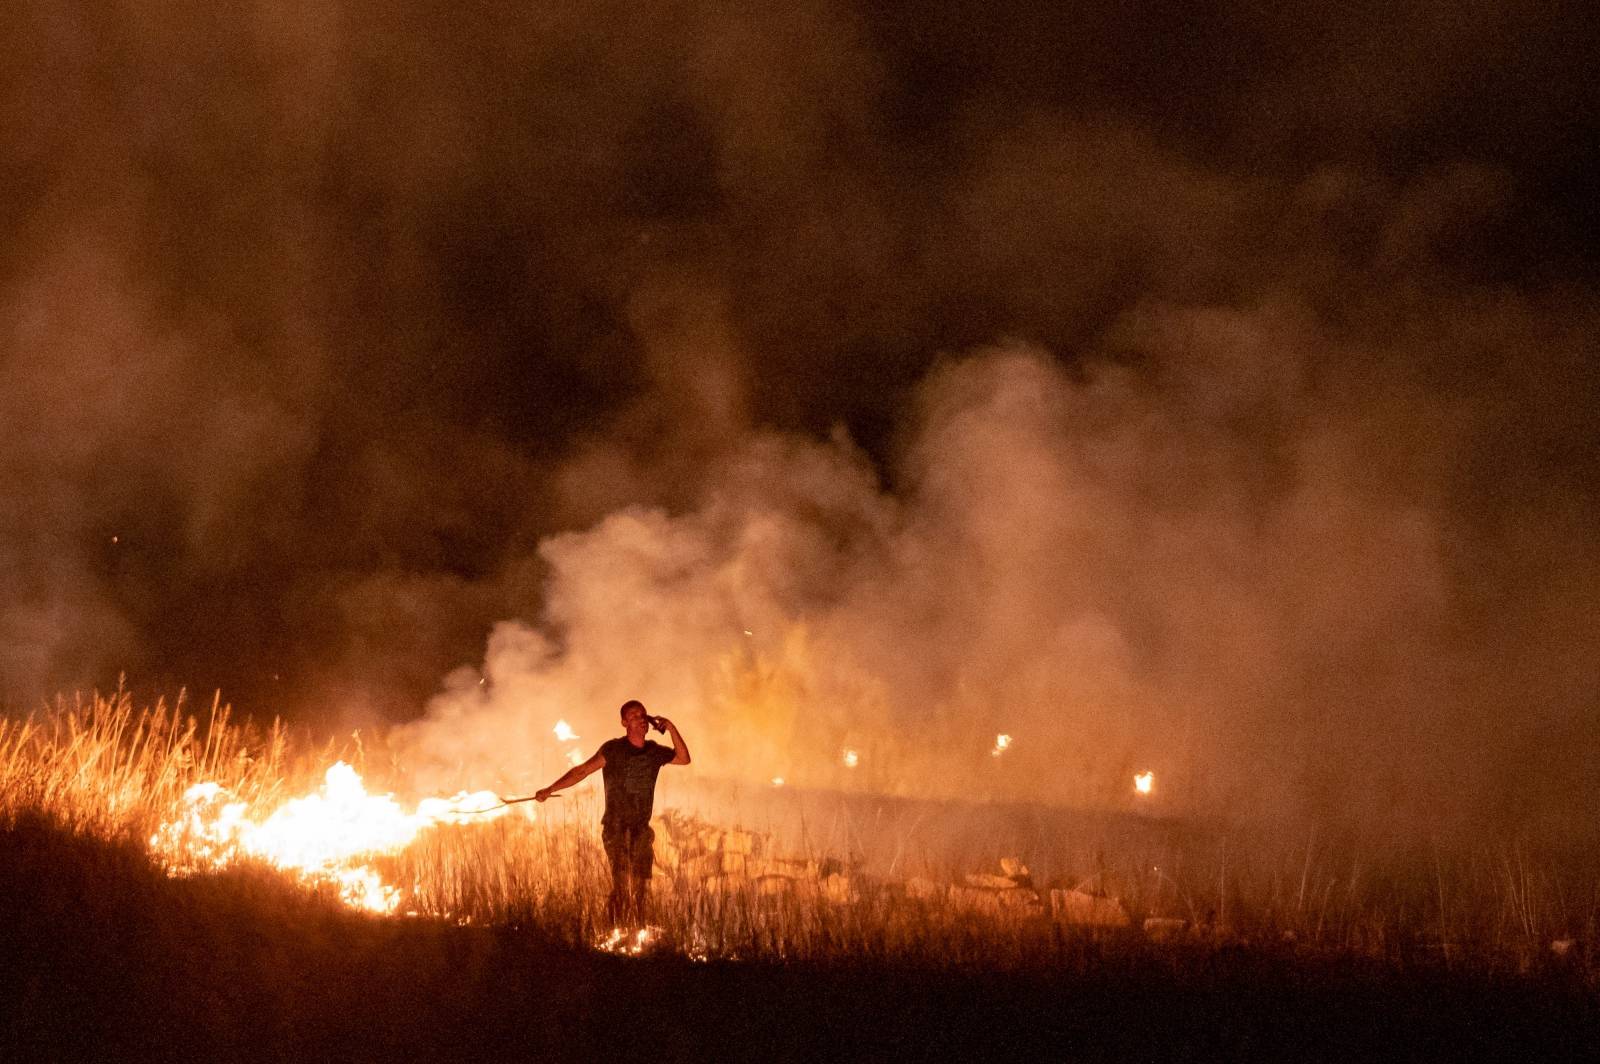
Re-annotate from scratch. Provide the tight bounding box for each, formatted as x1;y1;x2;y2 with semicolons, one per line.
599;737;674;829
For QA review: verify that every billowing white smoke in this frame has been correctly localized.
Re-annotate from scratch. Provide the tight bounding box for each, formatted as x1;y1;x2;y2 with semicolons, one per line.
399;316;1547;833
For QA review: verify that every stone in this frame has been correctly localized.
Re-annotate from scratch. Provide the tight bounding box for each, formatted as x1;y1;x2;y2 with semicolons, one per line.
755;875;793;896
963;873;1018;890
749;855;815;878
1050;888;1130;928
999;857;1029;878
823;873;855;904
678;853;720;881
998;888;1043;912
1142;917;1188;941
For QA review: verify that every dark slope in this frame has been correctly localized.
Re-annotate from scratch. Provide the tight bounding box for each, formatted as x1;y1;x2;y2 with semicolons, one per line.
2;819;1595;1063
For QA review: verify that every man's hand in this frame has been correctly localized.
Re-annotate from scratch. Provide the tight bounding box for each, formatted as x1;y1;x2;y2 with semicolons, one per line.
656;716;691;765
534;787;553;802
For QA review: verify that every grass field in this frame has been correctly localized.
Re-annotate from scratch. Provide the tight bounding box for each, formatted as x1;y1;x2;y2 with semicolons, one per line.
2;691;1598;1059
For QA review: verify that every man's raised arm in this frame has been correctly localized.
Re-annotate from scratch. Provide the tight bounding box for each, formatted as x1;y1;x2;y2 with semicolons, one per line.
533;750;605;801
655;717;691;765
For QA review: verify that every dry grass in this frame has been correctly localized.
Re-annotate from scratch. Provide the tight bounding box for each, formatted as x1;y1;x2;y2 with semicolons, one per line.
3;690;1596;981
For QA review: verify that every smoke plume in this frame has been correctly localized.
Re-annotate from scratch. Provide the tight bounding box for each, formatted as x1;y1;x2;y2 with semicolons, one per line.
404;289;1600;834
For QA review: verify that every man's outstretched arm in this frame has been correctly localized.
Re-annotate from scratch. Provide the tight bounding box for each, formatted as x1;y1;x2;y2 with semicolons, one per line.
656;717;691;765
533;750;605;801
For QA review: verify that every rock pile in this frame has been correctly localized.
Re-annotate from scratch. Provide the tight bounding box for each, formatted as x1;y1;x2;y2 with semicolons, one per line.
653;811;844;902
651;812;1134;927
913;858;1043;916
1048;886;1131;927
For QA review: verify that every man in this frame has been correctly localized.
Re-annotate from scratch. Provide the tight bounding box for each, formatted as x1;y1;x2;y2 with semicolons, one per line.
532;700;690;923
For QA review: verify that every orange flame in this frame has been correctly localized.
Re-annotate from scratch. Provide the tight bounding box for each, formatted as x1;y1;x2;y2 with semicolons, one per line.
149;762;510;913
596;925;658;956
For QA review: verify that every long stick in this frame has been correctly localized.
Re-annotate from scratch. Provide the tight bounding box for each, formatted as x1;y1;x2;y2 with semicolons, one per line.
498;793;555;806
458;793;560;815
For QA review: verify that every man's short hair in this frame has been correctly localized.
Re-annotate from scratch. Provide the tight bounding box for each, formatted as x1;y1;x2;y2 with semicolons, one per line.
619;699;647;718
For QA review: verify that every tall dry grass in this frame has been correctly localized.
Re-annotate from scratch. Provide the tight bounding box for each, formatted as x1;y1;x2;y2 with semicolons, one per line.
1;687;271;838
2;691;1596;977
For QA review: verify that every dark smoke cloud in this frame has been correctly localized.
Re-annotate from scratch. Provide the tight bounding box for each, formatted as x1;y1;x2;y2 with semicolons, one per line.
2;1;1597;830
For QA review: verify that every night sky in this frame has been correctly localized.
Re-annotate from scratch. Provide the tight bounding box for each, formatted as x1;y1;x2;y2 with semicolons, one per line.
3;2;1598;822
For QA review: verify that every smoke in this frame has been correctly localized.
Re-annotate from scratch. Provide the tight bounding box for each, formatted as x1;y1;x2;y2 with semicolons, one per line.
403;288;1600;835
3;1;1598;832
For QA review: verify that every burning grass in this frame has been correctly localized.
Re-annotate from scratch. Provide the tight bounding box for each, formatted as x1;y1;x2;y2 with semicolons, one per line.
2;690;1598;982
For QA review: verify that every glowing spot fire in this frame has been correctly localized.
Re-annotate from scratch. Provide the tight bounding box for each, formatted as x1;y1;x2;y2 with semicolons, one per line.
842;748;860;769
149;762;508;913
565;747;585;767
553;719;579;742
597;925;658;956
1134;771;1154;795
991;733;1012;757
770;776;785;787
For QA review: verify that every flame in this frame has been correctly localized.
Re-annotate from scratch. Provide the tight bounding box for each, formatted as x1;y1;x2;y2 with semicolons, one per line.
991;733;1012;757
596;925;659;956
1134;771;1154;795
770;776;785;787
149;762;509;913
842;748;860;769
565;747;585;767
553;719;579;743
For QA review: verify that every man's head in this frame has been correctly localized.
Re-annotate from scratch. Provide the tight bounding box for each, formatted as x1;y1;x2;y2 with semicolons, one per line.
620;699;651;741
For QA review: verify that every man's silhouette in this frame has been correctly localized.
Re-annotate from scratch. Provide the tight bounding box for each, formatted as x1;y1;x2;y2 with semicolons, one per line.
533;700;691;922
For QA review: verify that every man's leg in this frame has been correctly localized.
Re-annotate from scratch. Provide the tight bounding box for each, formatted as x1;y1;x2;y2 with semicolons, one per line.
628;824;655;919
602;827;630;925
